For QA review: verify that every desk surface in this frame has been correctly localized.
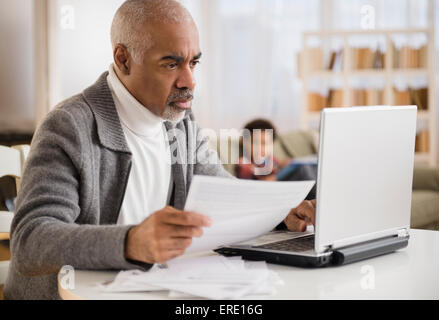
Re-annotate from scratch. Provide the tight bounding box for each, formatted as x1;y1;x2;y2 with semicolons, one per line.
59;229;439;300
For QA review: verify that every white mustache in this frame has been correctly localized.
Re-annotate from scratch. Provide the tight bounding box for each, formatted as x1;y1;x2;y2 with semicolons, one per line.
168;90;193;103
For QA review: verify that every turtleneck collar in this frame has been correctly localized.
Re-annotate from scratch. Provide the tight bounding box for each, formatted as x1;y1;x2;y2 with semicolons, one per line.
107;64;164;137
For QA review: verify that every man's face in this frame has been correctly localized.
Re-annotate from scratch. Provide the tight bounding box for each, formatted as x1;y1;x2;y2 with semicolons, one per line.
122;20;200;121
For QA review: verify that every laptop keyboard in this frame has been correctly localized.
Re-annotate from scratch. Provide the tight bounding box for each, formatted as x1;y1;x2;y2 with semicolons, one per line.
255;235;315;252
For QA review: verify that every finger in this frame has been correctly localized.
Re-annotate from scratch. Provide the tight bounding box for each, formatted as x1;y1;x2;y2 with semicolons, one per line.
162;210;212;227
297;219;307;232
294;201;315;225
164;225;204;238
285;214;307;232
295;210;314;226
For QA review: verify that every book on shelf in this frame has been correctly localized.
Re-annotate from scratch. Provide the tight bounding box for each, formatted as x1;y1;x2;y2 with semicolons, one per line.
394;87;428;110
327;89;344;107
307;88;344;111
417;87;428;111
351;88;384;106
408;87;422;110
393;44;427;69
359;48;373;69
307;92;327;112
399;46;412;68
351;89;365;106
419;45;428;68
298;47;324;75
415;131;430;153
328;50;343;71
350;47;385;70
393;88;411;105
366;88;384;105
372;49;385;69
328;51;337;70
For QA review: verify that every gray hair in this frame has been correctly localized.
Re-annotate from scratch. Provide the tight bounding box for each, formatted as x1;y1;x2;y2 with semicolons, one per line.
110;0;193;63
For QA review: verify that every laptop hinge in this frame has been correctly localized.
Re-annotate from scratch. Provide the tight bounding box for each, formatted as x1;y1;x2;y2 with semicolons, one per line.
327;227;408;251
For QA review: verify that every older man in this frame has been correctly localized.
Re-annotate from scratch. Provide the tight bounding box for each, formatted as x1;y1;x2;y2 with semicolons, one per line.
5;0;315;299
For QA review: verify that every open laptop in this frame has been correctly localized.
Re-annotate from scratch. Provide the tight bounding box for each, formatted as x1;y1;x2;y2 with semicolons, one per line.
216;106;417;267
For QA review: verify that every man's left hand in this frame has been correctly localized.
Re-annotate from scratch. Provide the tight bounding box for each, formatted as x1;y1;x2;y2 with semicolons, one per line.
284;199;316;232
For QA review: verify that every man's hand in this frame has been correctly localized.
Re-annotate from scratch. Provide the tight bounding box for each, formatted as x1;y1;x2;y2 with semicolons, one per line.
125;206;212;264
284;200;316;232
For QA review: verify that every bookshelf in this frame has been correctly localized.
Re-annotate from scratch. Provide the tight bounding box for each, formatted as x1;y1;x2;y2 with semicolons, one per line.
299;29;436;166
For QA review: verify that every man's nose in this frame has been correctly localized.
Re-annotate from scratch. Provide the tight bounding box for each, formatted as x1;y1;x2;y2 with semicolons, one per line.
175;66;196;90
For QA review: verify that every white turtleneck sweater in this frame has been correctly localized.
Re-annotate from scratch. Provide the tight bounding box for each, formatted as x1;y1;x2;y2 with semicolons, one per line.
107;64;173;226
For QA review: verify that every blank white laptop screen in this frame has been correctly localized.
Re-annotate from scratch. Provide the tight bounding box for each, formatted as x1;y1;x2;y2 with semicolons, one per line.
315;106;417;253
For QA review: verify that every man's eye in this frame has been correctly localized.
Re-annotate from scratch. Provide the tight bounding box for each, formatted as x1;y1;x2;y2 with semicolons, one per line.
190;60;200;68
166;63;178;70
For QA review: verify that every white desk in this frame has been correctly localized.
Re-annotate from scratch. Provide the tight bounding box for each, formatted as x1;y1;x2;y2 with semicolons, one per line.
58;229;439;300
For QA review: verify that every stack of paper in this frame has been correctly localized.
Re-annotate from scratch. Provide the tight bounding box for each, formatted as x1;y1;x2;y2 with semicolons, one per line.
99;177;314;299
100;255;284;299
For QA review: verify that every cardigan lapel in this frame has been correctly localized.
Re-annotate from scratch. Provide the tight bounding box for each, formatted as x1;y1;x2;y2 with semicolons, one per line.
82;72;131;154
164;121;187;210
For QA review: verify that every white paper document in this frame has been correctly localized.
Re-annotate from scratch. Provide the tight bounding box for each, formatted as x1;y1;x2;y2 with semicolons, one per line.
183;175;315;254
100;255;284;299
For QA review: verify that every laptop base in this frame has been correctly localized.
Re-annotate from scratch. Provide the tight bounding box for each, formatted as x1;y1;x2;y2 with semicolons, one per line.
215;247;331;268
215;235;409;268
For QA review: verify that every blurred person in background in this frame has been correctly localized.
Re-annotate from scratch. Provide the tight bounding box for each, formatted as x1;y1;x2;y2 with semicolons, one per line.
236;118;317;199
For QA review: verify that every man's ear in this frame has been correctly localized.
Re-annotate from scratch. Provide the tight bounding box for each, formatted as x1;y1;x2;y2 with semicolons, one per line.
113;44;131;75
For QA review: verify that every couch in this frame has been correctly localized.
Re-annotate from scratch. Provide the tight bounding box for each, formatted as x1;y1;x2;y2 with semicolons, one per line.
211;130;439;231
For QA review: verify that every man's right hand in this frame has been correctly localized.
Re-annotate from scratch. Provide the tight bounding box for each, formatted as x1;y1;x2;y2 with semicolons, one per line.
124;206;212;264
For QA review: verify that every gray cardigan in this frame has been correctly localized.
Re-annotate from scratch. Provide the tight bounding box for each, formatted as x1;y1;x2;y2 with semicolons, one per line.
4;72;232;300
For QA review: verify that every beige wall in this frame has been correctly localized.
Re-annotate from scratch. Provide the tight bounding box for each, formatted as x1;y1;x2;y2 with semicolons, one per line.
0;0;36;133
